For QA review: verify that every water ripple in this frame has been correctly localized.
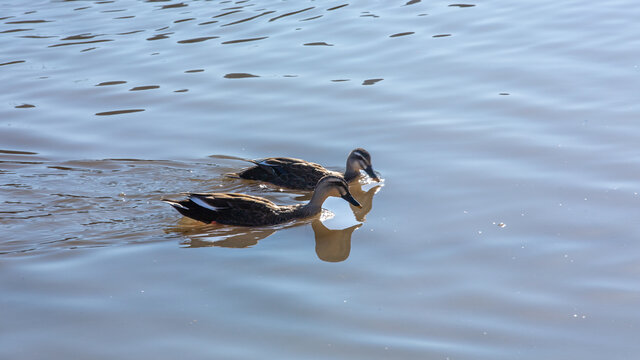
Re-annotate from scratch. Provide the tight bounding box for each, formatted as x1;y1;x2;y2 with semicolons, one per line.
95;109;145;116
95;81;127;86
129;85;160;91
222;36;268;44
269;7;315;22
0;60;25;66
48;39;113;47
177;36;218;43
221;11;275;27
2;0;640;358
389;32;415;37
224;73;260;78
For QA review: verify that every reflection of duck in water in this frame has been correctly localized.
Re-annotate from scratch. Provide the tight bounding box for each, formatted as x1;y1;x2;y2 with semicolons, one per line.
348;182;383;222
186;228;276;248
167;219;361;263
290;181;383;222
164;221;280;248
164;181;383;260
163;175;360;226
233;148;379;190
171;180;384;254
312;220;361;262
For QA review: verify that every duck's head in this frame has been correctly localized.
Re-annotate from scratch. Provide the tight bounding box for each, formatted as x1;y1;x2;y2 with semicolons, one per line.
315;175;361;208
347;148;379;181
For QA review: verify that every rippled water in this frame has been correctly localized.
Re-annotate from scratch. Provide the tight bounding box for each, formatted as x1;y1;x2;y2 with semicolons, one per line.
2;0;640;359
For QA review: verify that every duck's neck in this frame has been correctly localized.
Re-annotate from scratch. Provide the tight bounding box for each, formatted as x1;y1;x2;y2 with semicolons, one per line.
299;190;330;216
343;160;360;182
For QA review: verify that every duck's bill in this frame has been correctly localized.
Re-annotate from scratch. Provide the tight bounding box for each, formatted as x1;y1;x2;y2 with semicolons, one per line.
364;166;380;181
342;193;362;208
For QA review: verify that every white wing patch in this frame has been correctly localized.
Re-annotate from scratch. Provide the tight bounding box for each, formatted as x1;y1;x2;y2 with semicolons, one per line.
163;199;188;210
191;196;224;211
258;159;276;166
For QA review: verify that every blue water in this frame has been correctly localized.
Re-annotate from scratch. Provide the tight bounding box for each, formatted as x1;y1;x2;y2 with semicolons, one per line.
1;0;640;359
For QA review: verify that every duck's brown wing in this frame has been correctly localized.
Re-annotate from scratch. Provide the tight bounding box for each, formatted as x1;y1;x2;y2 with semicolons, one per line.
238;157;330;190
165;193;280;226
193;193;281;226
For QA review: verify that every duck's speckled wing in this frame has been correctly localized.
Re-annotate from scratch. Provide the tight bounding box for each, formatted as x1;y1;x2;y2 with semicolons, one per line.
238;157;332;190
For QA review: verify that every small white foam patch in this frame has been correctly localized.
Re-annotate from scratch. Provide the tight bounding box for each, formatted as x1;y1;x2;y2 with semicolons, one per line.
191;196;223;211
360;176;385;187
319;209;335;222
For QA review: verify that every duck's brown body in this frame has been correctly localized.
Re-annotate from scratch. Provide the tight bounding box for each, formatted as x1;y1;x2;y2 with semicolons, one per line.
237;157;339;191
236;148;378;190
166;193;311;226
164;175;361;226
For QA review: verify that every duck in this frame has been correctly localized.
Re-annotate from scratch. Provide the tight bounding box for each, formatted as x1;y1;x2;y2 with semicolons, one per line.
234;148;379;190
163;175;361;226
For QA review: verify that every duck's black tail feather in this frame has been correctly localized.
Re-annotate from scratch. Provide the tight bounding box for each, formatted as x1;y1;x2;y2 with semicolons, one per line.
234;165;275;180
225;159;266;179
162;199;217;224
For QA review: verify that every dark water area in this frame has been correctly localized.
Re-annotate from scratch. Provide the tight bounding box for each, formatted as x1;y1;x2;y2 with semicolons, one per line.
2;0;640;359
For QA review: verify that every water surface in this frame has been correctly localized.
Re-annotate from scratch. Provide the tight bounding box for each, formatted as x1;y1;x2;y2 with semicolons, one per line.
2;0;640;359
